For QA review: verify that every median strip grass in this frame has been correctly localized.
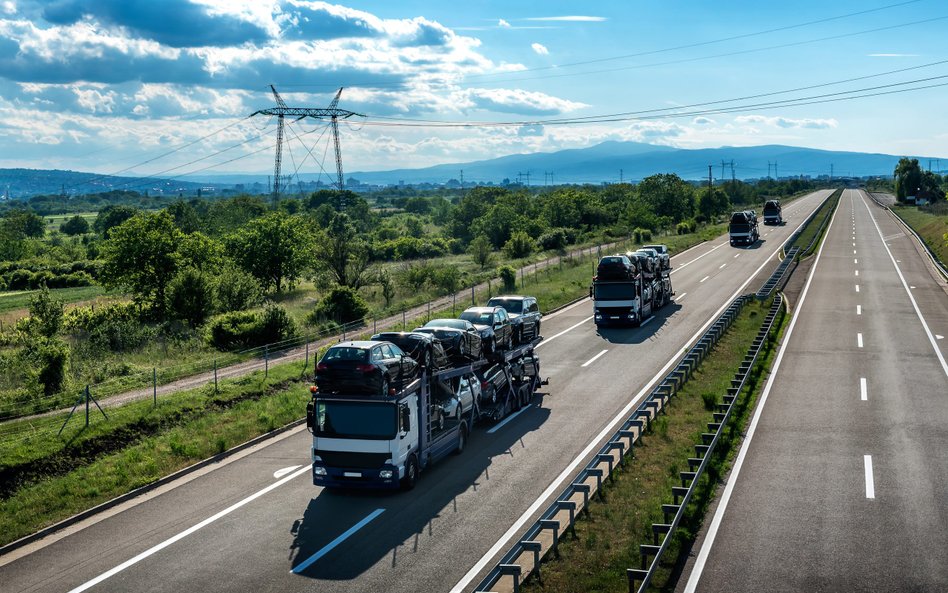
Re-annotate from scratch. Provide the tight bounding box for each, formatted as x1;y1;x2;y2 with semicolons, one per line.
787;189;841;259
521;297;786;593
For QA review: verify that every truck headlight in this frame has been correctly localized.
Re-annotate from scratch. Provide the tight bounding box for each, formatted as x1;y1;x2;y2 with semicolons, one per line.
313;466;327;476
379;470;394;479
594;313;602;319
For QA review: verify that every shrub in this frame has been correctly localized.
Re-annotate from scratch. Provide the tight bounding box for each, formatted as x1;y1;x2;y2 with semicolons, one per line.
22;337;70;396
89;317;157;352
60;215;90;236
633;227;653;243
63;302;139;334
214;267;263;312
28;286;64;338
167;268;216;328
538;227;574;251
499;265;517;291
503;231;535;259
309;286;369;325
430;265;462;295
205;310;260;350
257;303;298;344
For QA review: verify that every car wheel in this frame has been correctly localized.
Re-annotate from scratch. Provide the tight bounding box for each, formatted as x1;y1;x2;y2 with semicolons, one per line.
402;455;418;490
535;321;541;339
455;423;468;455
379;376;390;397
437;410;445;431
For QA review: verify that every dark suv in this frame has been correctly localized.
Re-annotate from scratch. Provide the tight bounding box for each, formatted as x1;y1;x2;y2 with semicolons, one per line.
370;331;448;369
487;295;541;344
597;255;637;280
459;306;513;354
315;341;419;396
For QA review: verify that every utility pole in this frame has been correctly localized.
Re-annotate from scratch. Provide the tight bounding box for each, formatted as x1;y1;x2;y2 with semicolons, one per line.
767;161;773;179
774;161;778;179
460;169;464;185
730;160;736;185
251;86;363;205
720;160;727;180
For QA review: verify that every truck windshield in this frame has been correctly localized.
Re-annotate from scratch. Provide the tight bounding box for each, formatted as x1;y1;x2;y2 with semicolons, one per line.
594;283;637;300
314;400;397;439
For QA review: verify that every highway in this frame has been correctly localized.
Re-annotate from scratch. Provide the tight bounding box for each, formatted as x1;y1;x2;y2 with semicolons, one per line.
682;189;948;592
0;191;831;593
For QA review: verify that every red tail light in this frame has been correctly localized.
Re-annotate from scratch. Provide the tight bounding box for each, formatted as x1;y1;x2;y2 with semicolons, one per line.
316;362;329;371
356;364;375;373
481;380;489;390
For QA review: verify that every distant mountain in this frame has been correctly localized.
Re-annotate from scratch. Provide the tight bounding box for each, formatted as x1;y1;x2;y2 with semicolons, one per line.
0;168;217;200
343;142;944;185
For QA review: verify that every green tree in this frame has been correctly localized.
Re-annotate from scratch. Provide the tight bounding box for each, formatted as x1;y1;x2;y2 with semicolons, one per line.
226;211;311;293
178;232;226;272
697;187;731;221
166;200;202;233
205;196;268;236
100;211;183;318
468;235;494;270
503;231;535;259
3;209;45;238
377;267;396;308
28;285;65;338
214;266;263;312
94;205;139;238
59;215;90;236
312;213;371;288
167;268;216;328
637;173;695;222
894;158;923;202
431;265;462;295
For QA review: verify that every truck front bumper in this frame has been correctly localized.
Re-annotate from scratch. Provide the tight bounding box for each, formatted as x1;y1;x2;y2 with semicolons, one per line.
312;463;400;489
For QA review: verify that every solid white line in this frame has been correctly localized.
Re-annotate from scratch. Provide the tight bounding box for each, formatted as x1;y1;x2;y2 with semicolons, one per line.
68;465;312;593
857;305;862;315
535;316;593;349
864;455;875;499
291;508;385;574
487;404;534;434
453;195;826;593
860;377;868;401
859;192;948;378
671;242;726;274
581;349;609;367
684;185;842;593
700;275;710;283
674;292;687;301
857;333;863;348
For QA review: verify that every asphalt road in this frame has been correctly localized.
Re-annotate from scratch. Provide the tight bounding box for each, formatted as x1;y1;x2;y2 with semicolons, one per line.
0;191;831;593
682;189;948;592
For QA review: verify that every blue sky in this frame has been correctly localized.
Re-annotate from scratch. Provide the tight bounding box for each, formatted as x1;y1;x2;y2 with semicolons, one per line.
0;0;945;181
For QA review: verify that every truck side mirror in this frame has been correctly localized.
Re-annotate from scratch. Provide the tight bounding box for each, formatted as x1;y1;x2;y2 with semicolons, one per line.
305;399;315;432
588;286;593;298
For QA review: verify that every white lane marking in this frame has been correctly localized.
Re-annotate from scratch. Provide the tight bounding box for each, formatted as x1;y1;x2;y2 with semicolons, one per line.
671;242;726;274
854;258;858;264
855;270;859;277
719;263;727;270
857;305;862;315
487;404;534;434
937;334;944;340
855;284;860;293
864;455;875;499
700;275;710;283
291;508;385;574
581;349;609;367
454;194;830;593
640;316;655;326
853;242;856;247
854;250;857;255
861;191;948;378
910;285;916;289
685;186;841;593
896;259;901;263
674;292;687;302
536;316;594;349
861;377;868;400
273;465;302;479
68;465;312;593
733;253;740;259
857;333;863;348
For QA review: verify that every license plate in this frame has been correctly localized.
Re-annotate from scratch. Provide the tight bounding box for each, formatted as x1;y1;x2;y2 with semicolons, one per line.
343;471;362;478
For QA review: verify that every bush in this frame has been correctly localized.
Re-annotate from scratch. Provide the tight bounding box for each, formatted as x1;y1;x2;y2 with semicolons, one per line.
205;310;260;350
167;268;216;328
257;303;298;344
676;219;697;235
22;337;70;396
214;267;263;312
537;227;576;251
89;317;157;352
499;265;517;291
430;265;462;295
503;231;535;259
63;302;139;334
60;215;90;236
309;286;369;325
633;227;653;243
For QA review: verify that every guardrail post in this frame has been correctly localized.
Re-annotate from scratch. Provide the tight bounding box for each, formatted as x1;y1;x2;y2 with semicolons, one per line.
153;367;157;407
214;359;218;393
521;541;542;583
265;345;269;378
499;564;522;593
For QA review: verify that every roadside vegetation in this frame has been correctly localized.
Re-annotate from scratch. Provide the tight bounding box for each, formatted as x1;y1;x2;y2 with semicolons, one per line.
787;189;841;258
0;176;824;420
520;297;785;593
890;202;948;268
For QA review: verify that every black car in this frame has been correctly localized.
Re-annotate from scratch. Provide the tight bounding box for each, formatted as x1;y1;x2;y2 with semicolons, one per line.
642;244;671;270
487;295;542;344
477;363;510;406
459;306;513;354
413;319;483;362
597;255;637;280
315;341;419;396
625;251;655;279
370;331;449;370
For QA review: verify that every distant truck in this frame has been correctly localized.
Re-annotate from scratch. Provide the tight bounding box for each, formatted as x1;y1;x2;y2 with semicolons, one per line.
729;210;759;246
591;245;673;327
306;339;543;490
763;200;783;225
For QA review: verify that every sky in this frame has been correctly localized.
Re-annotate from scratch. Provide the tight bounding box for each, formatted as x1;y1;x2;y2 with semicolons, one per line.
0;0;946;183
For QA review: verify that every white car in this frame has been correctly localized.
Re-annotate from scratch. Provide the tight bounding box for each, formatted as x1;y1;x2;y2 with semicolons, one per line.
434;373;481;429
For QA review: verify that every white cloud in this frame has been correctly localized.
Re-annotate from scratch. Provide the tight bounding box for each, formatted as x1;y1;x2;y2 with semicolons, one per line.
693;116;715;125
734;115;837;130
531;42;548;55
2;1;16;15
524;16;606;22
466;88;586;115
498;19;510;28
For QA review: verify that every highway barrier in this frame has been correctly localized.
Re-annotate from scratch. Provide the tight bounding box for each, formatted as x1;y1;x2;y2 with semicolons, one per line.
868;192;948;282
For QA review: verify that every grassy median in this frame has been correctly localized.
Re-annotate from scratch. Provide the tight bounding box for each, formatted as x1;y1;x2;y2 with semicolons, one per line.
890;203;948;269
522;297;785;593
788;189;841;258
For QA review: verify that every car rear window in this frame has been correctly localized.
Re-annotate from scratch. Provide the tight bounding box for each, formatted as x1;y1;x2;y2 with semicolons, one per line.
322;347;368;361
489;299;523;314
460;311;493;325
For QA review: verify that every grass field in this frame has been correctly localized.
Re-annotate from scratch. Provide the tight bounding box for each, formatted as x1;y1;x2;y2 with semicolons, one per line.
891;204;948;269
0;285;107;315
521;298;785;593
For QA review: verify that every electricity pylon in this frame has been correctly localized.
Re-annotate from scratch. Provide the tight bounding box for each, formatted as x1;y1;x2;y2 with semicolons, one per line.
251;86;363;204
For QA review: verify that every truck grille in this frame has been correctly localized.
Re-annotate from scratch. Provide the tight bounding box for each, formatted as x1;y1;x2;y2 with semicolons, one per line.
316;450;390;469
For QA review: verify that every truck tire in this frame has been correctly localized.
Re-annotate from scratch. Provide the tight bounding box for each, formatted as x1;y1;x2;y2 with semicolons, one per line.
454;423;468;455
402;455;418;490
520;384;532;407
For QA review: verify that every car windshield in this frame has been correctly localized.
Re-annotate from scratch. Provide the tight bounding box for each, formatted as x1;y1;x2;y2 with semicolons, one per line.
599;257;623;265
314;400;396;439
594;283;637;300
460;311;493;325
489;299;522;314
425;319;468;330
322;347;368;362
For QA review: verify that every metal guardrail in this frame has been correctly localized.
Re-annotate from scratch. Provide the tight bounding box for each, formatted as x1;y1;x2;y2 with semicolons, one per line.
868;193;948;282
473;295;751;593
781;190;837;258
626;293;783;593
756;246;799;299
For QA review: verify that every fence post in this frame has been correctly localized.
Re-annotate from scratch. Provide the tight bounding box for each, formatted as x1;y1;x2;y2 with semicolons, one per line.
214;359;218;393
85;384;90;427
265;345;269;378
520;267;525;288
471;284;475;305
427;300;430;321
153;367;157;407
403;308;407;330
534;263;538;284
453;293;456;316
304;342;309;370
373;318;377;334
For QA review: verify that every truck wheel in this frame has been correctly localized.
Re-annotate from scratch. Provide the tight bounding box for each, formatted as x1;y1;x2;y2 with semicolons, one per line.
402;455;418;490
455;423;468;455
520;384;532;407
